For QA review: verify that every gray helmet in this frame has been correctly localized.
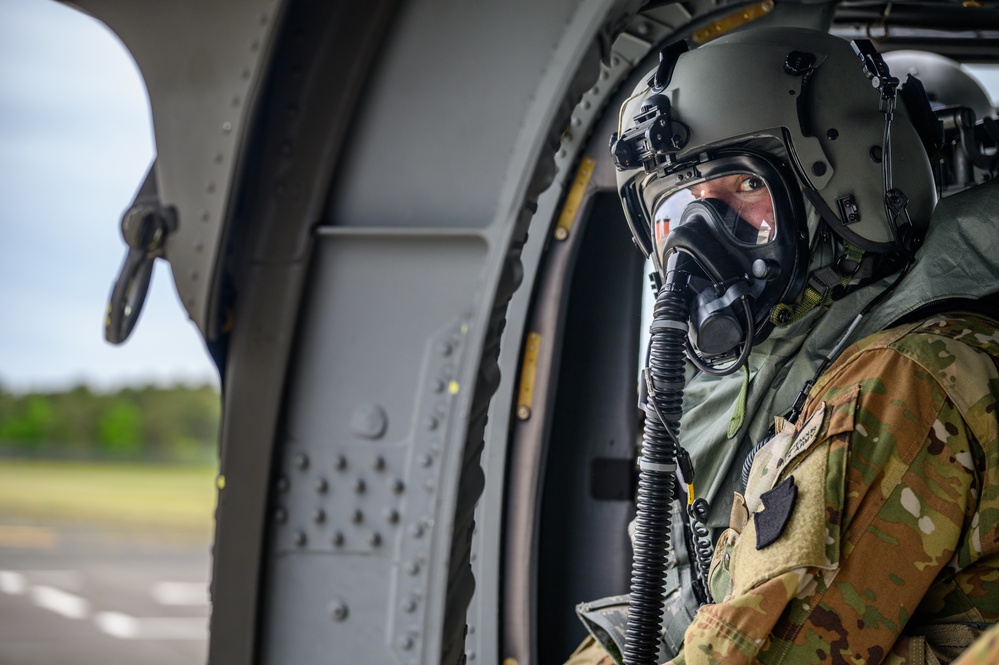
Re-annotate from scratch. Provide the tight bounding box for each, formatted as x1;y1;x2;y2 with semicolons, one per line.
883;49;994;120
614;27;937;259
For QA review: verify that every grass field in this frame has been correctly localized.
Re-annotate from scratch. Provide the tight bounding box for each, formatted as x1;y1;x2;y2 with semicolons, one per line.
0;459;218;539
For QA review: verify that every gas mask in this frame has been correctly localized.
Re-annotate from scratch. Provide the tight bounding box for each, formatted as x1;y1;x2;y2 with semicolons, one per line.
622;149;808;366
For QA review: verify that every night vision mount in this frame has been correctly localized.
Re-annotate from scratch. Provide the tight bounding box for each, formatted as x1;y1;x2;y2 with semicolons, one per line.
610;40;691;174
610;95;691;173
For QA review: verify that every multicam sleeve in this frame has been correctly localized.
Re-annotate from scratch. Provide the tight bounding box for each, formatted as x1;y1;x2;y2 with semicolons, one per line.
669;338;983;665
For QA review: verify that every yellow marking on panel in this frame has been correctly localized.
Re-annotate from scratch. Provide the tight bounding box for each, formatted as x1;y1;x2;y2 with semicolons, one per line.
555;157;596;240
516;332;542;420
448;381;460;395
217;474;226;490
692;0;775;44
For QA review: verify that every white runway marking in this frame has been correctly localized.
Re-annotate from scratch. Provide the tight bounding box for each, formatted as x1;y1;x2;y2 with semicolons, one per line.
94;612;208;640
151;581;208;606
0;570;27;595
4;569;208;640
30;585;90;619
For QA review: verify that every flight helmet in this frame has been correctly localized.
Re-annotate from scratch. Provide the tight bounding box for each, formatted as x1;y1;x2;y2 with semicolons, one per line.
611;27;936;363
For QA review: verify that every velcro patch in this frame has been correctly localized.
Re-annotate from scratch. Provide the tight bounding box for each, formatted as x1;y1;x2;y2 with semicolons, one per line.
755;476;798;549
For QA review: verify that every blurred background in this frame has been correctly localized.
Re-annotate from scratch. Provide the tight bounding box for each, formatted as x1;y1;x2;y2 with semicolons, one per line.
0;0;218;662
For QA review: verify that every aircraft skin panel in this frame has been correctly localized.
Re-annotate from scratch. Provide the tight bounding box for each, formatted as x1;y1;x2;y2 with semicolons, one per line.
255;1;640;662
62;0;288;338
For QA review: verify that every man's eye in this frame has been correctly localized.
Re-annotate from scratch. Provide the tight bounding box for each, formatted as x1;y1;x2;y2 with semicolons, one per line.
738;176;765;193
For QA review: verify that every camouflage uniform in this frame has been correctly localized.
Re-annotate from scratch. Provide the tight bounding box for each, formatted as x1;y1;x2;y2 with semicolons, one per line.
674;313;999;664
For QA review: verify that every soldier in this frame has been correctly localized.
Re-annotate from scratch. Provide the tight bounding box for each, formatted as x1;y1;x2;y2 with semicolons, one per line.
574;27;999;665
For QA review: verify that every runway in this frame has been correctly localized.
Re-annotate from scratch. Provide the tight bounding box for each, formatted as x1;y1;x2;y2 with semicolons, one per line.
0;524;210;665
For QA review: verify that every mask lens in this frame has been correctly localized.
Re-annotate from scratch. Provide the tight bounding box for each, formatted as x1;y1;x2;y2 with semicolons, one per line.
652;172;777;248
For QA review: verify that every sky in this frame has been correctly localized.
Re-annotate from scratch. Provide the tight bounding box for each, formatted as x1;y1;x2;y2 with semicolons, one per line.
0;0;218;393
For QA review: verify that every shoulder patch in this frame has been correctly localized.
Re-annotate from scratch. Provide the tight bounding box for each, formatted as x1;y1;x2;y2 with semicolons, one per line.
755;476;798;549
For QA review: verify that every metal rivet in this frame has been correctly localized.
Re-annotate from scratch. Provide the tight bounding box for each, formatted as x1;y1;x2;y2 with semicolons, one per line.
370;532;382;547
571;116;582;127
437;342;453;357
214;153;223;164
332;531;345;546
351;403;388;440
392;479;405;494
276;477;289;492
206;182;216;193
386;509;400;524
374;456;386;471
636;22;650;35
201;210;210;222
432;379;446;394
406;561;420;575
294;531;307;546
274;508;287;523
232;96;241;107
424;480;436;492
189;270;199;281
329;600;349;622
582;100;591;110
419;454;433;468
335;455;347;470
315;477;328;493
295;453;309;470
194;240;204;252
313;509;326;524
402;597;417;613
354;478;366;493
250;39;260;52
424;417;438;431
516;405;531;420
399;636;414;650
222;121;232;133
242;68;251;80
352;510;363;524
409;524;424;538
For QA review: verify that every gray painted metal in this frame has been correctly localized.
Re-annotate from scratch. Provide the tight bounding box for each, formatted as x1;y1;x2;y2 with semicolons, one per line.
262;2;639;661
67;0;287;339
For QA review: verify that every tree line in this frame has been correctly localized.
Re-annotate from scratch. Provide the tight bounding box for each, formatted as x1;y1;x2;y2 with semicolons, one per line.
0;383;221;462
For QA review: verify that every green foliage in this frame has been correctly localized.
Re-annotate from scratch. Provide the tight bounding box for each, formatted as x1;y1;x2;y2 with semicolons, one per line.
98;400;143;455
0;383;221;461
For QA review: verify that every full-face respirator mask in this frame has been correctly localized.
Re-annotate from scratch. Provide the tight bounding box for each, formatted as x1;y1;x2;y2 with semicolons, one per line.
621;139;809;368
609;28;937;665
